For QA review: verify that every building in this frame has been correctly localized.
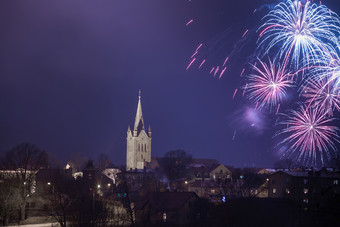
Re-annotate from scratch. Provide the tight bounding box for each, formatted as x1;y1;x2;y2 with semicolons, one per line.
135;192;200;226
267;170;340;207
190;164;232;180
126;91;152;171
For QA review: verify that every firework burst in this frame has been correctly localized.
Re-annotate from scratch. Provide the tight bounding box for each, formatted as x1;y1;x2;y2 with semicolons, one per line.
258;0;340;69
277;104;339;167
245;58;294;111
302;77;340;115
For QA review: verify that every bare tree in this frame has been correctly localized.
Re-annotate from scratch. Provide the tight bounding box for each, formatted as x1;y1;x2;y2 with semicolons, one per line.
95;153;111;171
1;143;48;221
0;178;21;225
160;150;192;184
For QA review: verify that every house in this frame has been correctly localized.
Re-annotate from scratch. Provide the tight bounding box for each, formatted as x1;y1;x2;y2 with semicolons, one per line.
267;170;340;207
190;164;232;180
135;192;200;226
188;179;222;201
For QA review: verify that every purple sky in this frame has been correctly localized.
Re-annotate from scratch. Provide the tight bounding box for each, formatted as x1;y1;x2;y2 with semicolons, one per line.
1;0;339;168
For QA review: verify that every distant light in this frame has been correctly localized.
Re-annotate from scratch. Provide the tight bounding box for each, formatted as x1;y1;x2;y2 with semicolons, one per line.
108;183;111;187
266;178;269;181
97;185;101;188
65;164;71;170
185;181;188;184
47;182;51;185
240;175;244;179
163;212;167;222
222;196;226;203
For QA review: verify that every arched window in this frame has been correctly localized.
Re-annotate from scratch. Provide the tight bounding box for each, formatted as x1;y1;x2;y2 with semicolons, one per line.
144;144;147;152
141;144;143;152
138;144;140;151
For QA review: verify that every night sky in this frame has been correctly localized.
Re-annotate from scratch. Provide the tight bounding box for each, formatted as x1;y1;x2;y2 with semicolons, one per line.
1;0;340;168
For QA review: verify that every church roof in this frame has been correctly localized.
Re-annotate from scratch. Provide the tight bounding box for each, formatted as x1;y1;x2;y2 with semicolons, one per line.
134;90;145;135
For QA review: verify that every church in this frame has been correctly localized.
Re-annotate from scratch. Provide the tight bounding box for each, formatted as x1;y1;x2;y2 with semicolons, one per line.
126;91;152;171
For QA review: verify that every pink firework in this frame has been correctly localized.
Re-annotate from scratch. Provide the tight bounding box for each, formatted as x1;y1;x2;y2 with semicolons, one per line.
302;77;340;115
246;58;294;111
277;104;339;167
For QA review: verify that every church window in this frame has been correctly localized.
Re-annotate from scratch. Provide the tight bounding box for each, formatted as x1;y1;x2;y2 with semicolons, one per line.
138;144;140;151
144;144;146;152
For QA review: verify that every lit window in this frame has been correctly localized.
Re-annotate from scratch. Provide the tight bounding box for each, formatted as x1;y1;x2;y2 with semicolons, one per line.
211;189;215;194
334;180;339;185
303;189;308;194
273;188;276;194
303;198;308;203
285;188;290;194
163;213;166;222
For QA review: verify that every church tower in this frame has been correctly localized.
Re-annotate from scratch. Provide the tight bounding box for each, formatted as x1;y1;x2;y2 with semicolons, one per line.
126;90;152;171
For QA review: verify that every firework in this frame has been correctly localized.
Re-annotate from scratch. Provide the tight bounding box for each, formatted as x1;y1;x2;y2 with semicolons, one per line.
277;104;339;167
302;77;340;115
245;58;294;111
258;0;340;68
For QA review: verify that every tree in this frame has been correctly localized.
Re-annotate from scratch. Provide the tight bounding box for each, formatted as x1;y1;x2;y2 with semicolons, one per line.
45;169;75;227
95;153;111;171
0;178;21;225
1;143;48;222
160;150;192;183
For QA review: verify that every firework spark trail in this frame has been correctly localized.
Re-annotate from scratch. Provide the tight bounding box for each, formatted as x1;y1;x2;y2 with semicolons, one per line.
232;89;238;99
186;58;196;71
245;58;294;111
276;104;280;115
219;67;227;79
199;59;206;69
277;104;339;167
242;83;248;97
186;19;194;26
240;68;245;77
258;0;340;69
242;29;249;38
210;67;215;74
196;43;203;52
214;66;220;77
191;51;198;58
223;57;229;67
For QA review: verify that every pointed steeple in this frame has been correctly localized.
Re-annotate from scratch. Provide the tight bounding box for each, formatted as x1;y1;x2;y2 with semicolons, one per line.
148;125;152;137
134;90;145;135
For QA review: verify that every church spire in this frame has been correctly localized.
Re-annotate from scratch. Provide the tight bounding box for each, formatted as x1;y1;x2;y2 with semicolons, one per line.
134;89;145;134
